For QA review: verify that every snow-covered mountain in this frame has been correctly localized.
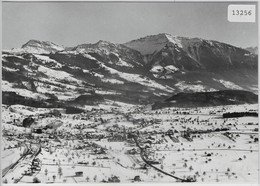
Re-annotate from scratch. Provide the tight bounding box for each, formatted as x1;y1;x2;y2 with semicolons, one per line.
124;33;174;55
124;33;256;72
2;34;258;108
124;33;257;93
68;40;145;70
9;40;65;54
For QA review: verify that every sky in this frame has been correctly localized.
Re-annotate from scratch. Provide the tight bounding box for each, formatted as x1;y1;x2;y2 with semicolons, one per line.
2;2;258;49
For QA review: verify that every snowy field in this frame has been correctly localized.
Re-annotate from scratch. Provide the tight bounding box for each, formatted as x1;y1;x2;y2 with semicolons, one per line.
1;103;258;184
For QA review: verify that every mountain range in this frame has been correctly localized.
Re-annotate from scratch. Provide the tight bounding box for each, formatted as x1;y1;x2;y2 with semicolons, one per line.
2;33;258;109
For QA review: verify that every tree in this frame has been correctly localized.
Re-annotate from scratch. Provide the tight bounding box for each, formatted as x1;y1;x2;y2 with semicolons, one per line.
58;166;63;178
52;175;56;182
33;177;41;183
3;179;8;184
45;168;48;176
134;175;141;181
22;117;34;128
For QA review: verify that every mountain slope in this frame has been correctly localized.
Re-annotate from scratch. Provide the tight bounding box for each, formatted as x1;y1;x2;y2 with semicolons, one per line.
152;90;258;109
2;34;258;108
124;33;257;72
124;33;258;93
69;40;145;72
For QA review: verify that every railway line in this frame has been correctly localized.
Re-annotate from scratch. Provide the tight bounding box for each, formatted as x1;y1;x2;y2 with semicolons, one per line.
2;142;41;182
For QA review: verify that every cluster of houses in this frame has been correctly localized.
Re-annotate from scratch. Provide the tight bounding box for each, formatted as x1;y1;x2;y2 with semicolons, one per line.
22;158;41;176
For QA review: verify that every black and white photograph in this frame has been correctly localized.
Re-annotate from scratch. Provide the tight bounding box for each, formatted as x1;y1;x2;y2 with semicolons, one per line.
1;1;259;184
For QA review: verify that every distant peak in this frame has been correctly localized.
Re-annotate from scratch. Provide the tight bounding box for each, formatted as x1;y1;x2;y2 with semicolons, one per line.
157;33;173;37
27;39;41;43
71;40;119;54
124;33;181;55
95;40;116;47
22;40;62;48
18;39;64;54
96;40;111;44
22;39;41;48
130;33;173;42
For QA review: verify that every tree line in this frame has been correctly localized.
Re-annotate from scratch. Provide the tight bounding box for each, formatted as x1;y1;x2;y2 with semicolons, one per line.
223;112;258;118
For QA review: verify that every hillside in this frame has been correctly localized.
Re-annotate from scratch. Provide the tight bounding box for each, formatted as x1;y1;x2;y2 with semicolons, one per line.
124;34;258;93
2;33;258;109
152;90;258;109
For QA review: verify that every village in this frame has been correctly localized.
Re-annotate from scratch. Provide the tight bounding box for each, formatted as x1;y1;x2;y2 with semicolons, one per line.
1;102;259;183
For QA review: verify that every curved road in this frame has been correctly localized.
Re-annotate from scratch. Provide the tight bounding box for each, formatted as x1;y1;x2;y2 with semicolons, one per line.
132;136;194;182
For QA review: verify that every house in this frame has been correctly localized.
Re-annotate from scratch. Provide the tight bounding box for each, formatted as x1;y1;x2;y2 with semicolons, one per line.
75;171;83;177
93;148;106;154
108;176;120;183
126;148;138;155
134;175;141;182
35;166;41;171
165;129;174;135
33;128;43;134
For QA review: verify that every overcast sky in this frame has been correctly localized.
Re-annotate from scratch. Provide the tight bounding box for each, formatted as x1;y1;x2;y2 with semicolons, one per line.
2;2;258;49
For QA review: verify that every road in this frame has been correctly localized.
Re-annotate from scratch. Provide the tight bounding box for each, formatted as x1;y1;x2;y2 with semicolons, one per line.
132;135;194;182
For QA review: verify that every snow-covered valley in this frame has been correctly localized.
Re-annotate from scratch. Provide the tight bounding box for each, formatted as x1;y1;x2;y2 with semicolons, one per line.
1;33;259;184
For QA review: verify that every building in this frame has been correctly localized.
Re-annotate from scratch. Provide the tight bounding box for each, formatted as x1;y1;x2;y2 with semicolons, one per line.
75;171;83;177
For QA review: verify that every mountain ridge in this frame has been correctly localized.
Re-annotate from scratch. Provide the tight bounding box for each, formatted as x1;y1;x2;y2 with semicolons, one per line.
2;33;258;108
10;39;65;54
